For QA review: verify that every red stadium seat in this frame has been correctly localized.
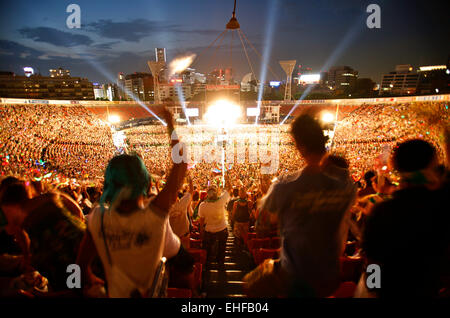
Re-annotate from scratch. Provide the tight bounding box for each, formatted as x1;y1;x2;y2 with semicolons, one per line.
247;238;271;251
167;288;192;298
270;237;281;249
329;281;357;298
188;248;207;265
247;232;256;240
253;248;280;265
269;230;279;237
340;256;364;283
193;262;202;290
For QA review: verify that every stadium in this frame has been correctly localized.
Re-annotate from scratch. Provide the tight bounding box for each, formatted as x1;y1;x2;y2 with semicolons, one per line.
0;0;450;305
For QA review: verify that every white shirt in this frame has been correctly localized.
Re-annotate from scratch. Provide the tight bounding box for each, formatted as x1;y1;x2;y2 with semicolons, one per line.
198;191;230;233
169;192;192;238
87;201;180;297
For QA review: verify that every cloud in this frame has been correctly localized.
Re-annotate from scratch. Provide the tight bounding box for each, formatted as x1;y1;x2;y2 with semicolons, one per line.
87;18;223;42
179;29;223;36
0;39;42;57
92;41;121;49
18;27;93;47
87;19;175;42
37;54;51;60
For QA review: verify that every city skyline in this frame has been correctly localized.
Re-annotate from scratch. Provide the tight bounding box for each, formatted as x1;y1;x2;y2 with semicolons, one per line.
0;0;449;84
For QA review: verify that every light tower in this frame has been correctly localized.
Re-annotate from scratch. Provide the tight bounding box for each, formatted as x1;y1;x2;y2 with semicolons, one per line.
279;60;296;101
147;61;165;104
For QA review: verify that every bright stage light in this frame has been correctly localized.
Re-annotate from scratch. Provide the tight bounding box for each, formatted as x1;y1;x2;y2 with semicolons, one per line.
108;114;121;124
247;107;260;116
321;112;334;123
204;100;242;127
169;53;196;76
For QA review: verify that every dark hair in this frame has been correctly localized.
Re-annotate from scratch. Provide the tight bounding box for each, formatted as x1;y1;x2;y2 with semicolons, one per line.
290;114;327;155
233;188;239;197
364;170;376;186
392;139;437;172
0;182;29;206
322;154;349;169
0;176;20;189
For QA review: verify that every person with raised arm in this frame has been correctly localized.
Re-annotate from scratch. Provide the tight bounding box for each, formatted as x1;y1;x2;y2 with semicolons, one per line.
76;108;188;298
169;175;194;248
198;173;232;269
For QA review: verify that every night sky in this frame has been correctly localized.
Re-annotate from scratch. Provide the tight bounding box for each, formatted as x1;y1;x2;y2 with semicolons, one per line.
0;0;448;84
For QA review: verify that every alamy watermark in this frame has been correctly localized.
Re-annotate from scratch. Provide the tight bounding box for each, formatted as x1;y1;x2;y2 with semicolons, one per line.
66;4;81;29
366;4;381;29
170;127;281;175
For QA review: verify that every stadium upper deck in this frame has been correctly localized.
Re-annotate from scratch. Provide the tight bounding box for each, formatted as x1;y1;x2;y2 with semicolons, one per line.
1;94;449;123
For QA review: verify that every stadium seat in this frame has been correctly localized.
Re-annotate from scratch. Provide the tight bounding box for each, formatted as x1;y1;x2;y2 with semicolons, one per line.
188;248;207;265
167;288;192;298
193;262;202;290
270;237;281;249
330;281;357;298
247;232;256;240
269;230;279;237
340;256;364;283
247;238;271;251
253;248;281;265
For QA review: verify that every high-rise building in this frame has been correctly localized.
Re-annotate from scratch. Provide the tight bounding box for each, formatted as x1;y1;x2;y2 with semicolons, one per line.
181;68;206;84
159;82;192;101
116;72;126;100
124;72;154;101
103;83;119;101
417;65;450;94
49;67;70;77
380;64;419;95
327;66;358;94
0;73;94;100
155;48;167;63
93;83;108;100
155;48;167;83
207;68;234;85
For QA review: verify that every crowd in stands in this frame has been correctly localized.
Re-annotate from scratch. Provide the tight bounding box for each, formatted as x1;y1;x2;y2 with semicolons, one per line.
0;101;449;298
1;104;115;182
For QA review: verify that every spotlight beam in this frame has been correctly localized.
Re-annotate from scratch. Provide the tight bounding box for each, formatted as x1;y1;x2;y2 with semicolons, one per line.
240;29;280;80
175;82;191;126
280;14;366;125
69;46;167;125
255;0;279;125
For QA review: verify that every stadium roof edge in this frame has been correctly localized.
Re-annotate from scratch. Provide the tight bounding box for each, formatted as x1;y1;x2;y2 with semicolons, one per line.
1;94;449;106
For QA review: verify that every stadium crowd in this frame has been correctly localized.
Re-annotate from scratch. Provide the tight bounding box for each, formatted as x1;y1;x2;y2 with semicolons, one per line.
0;101;449;298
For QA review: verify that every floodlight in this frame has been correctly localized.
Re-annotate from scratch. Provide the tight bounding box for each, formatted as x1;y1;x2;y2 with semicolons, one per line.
204;100;242;127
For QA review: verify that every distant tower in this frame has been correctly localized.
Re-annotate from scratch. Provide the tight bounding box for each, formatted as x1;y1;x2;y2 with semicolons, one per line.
155;48;167;63
117;72;126;100
148;61;165;104
155;48;167;82
279;60;296;101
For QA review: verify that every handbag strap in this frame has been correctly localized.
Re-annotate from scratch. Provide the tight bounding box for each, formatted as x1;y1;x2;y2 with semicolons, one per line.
101;210;112;265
